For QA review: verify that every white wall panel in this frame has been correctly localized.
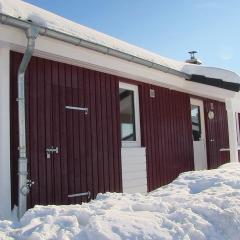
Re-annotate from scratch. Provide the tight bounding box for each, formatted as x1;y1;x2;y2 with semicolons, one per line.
121;147;147;193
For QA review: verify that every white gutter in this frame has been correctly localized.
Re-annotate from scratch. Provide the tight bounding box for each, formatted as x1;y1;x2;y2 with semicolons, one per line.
17;26;40;218
0;13;190;80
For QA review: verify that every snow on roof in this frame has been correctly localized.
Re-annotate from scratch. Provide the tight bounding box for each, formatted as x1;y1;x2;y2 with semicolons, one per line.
183;65;240;84
1;0;240;86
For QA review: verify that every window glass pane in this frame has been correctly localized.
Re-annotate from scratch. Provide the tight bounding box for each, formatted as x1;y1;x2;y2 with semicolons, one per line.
191;105;201;141
120;88;136;141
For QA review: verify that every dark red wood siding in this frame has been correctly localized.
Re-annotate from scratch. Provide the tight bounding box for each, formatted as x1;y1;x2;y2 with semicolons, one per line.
10;51;122;208
11;51;232;209
204;100;230;168
139;84;194;192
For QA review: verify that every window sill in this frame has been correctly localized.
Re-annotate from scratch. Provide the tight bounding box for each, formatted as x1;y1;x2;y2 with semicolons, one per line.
121;142;141;148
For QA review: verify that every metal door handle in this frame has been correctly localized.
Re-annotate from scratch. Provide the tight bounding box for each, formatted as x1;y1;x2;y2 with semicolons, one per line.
68;191;91;199
210;139;215;142
46;146;59;159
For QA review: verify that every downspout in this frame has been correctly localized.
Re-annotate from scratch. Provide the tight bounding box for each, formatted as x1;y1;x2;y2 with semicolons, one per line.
17;26;39;218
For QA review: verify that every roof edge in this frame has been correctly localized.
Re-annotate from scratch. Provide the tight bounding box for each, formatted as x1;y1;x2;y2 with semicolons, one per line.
0;13;190;80
189;74;240;92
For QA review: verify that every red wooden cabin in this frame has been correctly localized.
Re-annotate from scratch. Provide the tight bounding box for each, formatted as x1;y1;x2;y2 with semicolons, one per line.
0;0;240;218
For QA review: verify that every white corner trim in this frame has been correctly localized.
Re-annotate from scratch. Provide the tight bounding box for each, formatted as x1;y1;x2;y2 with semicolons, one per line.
0;47;11;219
226;99;239;162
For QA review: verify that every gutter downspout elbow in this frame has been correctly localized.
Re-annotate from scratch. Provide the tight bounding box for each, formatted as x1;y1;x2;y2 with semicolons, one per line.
18;26;39;219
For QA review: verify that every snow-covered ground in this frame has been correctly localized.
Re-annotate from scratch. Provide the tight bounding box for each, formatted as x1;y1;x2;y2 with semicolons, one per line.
0;163;240;240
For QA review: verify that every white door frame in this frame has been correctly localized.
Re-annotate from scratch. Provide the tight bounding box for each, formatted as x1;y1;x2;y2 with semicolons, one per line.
190;98;208;170
119;82;141;148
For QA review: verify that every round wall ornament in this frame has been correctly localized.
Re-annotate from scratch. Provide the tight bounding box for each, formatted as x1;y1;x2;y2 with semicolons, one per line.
208;111;215;120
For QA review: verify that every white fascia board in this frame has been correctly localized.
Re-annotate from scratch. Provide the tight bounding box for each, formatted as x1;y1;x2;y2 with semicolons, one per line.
0;24;185;87
0;24;236;102
182;81;236;102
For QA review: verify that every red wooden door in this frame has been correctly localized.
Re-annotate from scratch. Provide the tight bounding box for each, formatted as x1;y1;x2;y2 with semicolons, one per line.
204;100;229;169
10;52;122;209
27;60;92;207
43;63;91;205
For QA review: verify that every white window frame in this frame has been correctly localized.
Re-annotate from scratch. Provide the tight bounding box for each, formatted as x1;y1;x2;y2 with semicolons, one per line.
119;82;141;148
190;98;206;142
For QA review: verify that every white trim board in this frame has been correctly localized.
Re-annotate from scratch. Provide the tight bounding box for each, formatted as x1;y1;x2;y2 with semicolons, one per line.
190;98;208;170
121;147;147;193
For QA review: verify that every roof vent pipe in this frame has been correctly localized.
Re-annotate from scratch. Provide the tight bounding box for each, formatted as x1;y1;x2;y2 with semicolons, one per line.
186;51;202;65
17;26;40;219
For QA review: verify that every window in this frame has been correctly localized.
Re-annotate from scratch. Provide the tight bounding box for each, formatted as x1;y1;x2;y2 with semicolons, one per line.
191;105;202;141
119;82;140;147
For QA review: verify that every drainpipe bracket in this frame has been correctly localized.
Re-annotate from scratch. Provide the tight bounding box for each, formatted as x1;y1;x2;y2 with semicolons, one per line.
16;98;25;102
18;171;28;176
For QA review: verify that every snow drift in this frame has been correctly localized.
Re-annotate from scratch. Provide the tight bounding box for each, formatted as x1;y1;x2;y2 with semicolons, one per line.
0;163;240;239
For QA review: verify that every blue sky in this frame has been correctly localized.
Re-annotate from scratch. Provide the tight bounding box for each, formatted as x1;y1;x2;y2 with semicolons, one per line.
25;0;240;74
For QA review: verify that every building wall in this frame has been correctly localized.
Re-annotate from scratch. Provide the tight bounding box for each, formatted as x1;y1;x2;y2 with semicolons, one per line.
10;51;232;209
10;51;122;208
204;100;230;169
139;84;194;191
11;51;196;205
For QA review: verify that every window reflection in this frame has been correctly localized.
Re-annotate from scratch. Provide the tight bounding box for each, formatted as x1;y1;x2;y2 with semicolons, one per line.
191;105;202;141
120;88;136;141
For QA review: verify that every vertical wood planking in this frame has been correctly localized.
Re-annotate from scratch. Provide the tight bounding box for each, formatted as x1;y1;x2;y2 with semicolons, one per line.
145;85;153;191
89;71;98;198
95;72;104;194
111;76;120;192
10;52;21;208
36;58;47;205
58;62;69;204
139;83;194;192
65;64;75;204
45;60;53;204
11;51;122;208
78;67;88;202
72;65;81;202
101;74;110;192
52;62;62;204
105;74;115;192
84;69;93;200
204;100;230;168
